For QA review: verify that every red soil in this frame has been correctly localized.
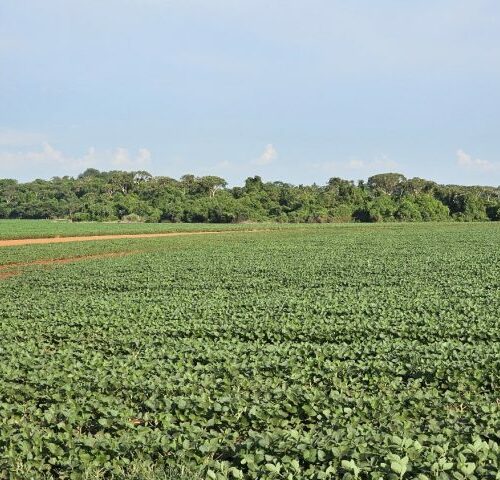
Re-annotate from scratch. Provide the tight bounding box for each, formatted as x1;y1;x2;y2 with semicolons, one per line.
0;229;263;248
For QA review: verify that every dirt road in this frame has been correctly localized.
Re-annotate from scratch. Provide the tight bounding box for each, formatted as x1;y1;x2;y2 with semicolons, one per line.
0;251;141;280
0;229;265;248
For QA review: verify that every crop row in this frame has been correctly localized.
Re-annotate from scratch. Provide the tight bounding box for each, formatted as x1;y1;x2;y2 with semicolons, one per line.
0;224;498;479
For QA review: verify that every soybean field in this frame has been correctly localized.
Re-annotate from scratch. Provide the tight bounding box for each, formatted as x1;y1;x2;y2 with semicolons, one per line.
0;223;498;479
0;220;285;241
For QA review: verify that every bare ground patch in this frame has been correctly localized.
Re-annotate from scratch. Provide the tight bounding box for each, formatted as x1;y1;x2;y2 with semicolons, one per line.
0;251;140;280
0;228;269;248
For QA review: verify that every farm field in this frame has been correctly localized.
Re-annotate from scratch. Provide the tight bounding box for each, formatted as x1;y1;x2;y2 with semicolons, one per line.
0;223;499;479
0;219;290;240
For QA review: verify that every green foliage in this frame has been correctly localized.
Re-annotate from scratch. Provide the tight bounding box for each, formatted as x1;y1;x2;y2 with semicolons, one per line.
486;203;500;221
366;194;398;222
0;223;499;479
395;198;423;222
452;194;489;221
367;173;407;195
412;194;450;221
329;203;356;223
0;220;282;241
1;170;499;223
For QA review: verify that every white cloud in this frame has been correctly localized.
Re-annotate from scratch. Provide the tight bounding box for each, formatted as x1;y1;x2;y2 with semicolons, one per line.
111;147;152;169
313;155;400;174
347;159;364;169
0;142;67;167
215;160;232;169
253;144;277;166
456;149;498;173
0;143;153;178
371;154;399;171
0;129;46;147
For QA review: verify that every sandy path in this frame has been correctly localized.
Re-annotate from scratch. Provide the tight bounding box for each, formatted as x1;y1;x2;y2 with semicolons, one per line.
0;229;266;248
0;250;142;280
0;250;137;269
0;271;17;280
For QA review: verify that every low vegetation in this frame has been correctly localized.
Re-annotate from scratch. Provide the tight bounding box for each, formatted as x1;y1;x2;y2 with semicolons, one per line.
0;220;281;241
0;223;498;479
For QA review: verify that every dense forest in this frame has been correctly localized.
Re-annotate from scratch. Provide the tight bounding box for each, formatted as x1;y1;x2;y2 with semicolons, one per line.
1;169;499;223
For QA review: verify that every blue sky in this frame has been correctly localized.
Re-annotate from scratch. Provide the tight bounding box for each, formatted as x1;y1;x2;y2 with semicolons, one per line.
1;0;499;185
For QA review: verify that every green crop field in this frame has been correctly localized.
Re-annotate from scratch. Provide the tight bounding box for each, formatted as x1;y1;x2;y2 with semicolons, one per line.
0;220;289;240
0;223;499;479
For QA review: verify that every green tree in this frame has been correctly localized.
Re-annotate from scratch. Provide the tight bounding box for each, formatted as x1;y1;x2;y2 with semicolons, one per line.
367;173;407;195
395;198;422;221
367;195;397;222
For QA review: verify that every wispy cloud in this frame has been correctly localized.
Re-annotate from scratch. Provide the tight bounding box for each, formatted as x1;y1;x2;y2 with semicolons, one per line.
456;149;498;173
313;155;400;174
0;129;46;147
112;147;152;169
346;159;365;169
0;143;152;177
370;155;400;171
0;142;67;167
214;160;232;170
253;144;277;166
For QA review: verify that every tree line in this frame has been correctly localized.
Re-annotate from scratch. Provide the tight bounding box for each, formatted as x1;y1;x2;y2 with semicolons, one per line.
1;169;499;223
